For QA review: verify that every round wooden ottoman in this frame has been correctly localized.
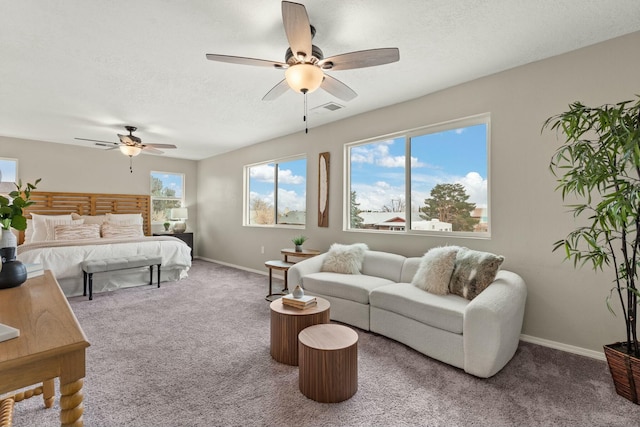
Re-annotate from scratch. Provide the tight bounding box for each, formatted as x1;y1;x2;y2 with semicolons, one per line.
298;323;358;403
270;297;330;366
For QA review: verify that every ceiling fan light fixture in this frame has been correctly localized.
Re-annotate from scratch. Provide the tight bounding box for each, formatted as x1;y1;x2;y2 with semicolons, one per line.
120;145;142;157
285;63;323;94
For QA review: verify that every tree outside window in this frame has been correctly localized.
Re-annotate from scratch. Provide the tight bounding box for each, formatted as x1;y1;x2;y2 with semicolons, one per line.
151;172;184;222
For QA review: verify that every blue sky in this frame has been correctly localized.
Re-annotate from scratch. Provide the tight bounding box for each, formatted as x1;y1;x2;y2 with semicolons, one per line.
350;124;488;212
0;158;17;182
152;172;184;198
249;158;306;211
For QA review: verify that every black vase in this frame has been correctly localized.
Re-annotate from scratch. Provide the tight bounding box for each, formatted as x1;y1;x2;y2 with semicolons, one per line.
0;247;27;289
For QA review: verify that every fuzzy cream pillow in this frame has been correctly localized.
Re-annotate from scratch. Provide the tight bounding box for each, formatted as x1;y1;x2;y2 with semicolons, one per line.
320;243;369;275
411;246;461;294
449;248;504;300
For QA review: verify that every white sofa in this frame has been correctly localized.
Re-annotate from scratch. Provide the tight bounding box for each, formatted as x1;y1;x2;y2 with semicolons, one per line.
288;250;527;378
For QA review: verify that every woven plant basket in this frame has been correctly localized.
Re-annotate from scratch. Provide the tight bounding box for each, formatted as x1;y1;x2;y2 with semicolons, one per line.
604;342;640;404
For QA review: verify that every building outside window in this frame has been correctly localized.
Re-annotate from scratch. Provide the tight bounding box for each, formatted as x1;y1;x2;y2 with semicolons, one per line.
246;156;306;227
150;171;184;223
346;114;490;236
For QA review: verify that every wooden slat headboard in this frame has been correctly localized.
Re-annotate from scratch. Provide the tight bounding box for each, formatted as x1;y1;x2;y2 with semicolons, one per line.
21;191;151;240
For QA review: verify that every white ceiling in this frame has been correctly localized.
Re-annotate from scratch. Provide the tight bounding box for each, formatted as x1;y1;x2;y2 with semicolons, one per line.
1;1;639;161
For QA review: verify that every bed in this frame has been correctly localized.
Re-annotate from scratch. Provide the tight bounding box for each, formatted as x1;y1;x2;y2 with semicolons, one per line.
16;191;192;297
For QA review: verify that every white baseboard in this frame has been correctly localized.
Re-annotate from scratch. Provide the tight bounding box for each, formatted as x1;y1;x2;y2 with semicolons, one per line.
194;257;607;361
520;334;605;361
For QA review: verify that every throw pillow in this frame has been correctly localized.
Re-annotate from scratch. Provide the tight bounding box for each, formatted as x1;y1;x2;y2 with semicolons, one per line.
449;248;504;300
101;223;144;238
29;213;72;243
320;243;369;275
411;246;461;295
106;213;143;225
54;223;101;240
44;218;84;241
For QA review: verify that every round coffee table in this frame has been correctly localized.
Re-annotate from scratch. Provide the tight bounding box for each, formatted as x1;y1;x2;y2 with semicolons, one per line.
269;297;330;366
298;323;358;403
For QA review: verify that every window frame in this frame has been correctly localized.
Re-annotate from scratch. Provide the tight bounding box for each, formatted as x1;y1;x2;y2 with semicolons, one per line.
243;154;307;229
150;171;185;224
344;113;491;239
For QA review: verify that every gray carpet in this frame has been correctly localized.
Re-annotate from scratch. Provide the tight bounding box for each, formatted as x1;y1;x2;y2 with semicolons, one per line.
10;260;640;426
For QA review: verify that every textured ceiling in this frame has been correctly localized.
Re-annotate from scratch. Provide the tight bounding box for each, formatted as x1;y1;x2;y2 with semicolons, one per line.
1;0;639;160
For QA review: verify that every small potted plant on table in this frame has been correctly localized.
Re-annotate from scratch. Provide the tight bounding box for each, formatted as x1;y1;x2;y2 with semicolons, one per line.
292;235;308;252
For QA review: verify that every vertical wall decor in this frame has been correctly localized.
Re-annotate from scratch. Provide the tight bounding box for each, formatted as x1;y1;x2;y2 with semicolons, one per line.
318;152;330;227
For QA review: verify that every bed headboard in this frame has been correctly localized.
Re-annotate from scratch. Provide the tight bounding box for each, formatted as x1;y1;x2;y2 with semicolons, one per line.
21;191;152;243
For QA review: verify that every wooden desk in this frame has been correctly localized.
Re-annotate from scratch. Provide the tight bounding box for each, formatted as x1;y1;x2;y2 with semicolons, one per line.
0;271;90;427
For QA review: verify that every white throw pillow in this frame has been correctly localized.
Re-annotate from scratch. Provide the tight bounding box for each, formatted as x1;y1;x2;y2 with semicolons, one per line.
29;213;73;243
101;223;144;238
106;213;143;225
449;248;505;300
45;218;84;241
320;243;369;275
54;223;101;240
411;246;461;295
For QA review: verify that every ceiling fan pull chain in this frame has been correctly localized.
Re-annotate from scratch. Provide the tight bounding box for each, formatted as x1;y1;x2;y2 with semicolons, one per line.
129;156;134;173
304;91;308;134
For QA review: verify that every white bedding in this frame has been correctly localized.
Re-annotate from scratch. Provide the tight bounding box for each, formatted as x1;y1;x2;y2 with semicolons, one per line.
17;235;192;297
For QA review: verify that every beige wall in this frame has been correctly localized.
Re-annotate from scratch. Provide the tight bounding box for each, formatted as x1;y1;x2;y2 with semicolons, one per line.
197;31;640;354
0;136;198;240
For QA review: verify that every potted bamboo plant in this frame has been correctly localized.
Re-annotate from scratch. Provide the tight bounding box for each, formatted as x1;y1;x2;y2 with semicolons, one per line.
543;97;640;403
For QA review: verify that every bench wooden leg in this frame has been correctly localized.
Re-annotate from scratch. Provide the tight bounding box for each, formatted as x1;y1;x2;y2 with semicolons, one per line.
157;264;161;288
83;272;87;297
149;265;153;286
88;273;93;300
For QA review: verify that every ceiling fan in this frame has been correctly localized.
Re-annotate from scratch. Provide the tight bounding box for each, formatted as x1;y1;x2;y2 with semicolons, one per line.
75;126;177;172
205;1;400;104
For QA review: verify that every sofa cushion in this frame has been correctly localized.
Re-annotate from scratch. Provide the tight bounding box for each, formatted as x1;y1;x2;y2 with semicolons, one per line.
303;272;394;305
449;248;504;300
321;243;369;274
370;282;468;334
411;246;461;295
361;251;407;282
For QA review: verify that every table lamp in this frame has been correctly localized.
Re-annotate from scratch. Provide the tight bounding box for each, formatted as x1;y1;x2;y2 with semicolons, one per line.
170;208;188;233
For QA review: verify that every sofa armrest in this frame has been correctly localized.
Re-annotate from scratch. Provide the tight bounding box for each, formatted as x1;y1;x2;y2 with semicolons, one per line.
287;253;327;288
463;270;527;378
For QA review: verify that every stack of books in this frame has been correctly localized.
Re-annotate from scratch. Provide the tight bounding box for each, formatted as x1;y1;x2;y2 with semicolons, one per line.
282;294;317;309
24;263;44;279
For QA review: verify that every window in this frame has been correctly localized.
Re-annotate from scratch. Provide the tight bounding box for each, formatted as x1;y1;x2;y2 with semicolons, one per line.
150;172;184;223
246;156;306;227
346;114;489;236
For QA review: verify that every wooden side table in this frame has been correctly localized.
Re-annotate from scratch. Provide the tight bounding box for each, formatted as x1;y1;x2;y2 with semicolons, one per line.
270;297;330;366
280;248;321;263
264;260;294;301
298;323;358;403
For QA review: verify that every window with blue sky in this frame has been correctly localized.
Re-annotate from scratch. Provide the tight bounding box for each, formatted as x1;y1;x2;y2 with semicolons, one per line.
347;114;489;235
151;171;184;223
247;156;306;226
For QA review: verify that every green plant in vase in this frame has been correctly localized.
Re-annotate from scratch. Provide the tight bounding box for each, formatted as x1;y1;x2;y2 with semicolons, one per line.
0;179;41;248
292;235;308;252
543;97;640;403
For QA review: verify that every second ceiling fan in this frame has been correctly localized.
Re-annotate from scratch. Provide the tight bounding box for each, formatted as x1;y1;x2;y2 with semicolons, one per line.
206;1;400;102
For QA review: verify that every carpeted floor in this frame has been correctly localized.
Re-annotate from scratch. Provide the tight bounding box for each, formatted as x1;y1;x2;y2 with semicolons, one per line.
10;260;640;426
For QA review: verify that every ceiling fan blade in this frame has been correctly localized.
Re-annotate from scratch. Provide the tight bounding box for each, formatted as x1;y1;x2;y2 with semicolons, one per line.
318;48;400;71
320;74;357;102
206;54;287;69
282;1;312;60
141;146;164;155
75;137;117;145
262;79;290;101
143;143;177;149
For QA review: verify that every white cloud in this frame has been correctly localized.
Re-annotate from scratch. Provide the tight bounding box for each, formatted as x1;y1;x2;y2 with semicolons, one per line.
276;188;306;211
456;172;487;207
278;168;305;185
249;164;275;182
352;181;405;212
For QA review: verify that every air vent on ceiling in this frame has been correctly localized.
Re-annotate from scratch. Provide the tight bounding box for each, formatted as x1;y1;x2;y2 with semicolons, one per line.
311;102;345;113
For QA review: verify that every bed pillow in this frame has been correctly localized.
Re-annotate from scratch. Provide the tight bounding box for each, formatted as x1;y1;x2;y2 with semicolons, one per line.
411;246;461;295
106;213;143;225
45;218;84;241
320;243;369;275
29;213;73;243
101;222;144;238
449;248;505;300
53;223;101;241
72;214;107;225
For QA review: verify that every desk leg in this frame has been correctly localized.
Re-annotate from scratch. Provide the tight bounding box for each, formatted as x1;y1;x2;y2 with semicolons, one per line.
60;379;84;427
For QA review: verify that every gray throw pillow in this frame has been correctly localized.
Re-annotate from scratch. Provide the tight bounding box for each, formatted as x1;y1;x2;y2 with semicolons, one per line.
449;248;504;300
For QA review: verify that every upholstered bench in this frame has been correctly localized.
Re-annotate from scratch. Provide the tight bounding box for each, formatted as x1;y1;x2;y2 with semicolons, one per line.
81;255;162;300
